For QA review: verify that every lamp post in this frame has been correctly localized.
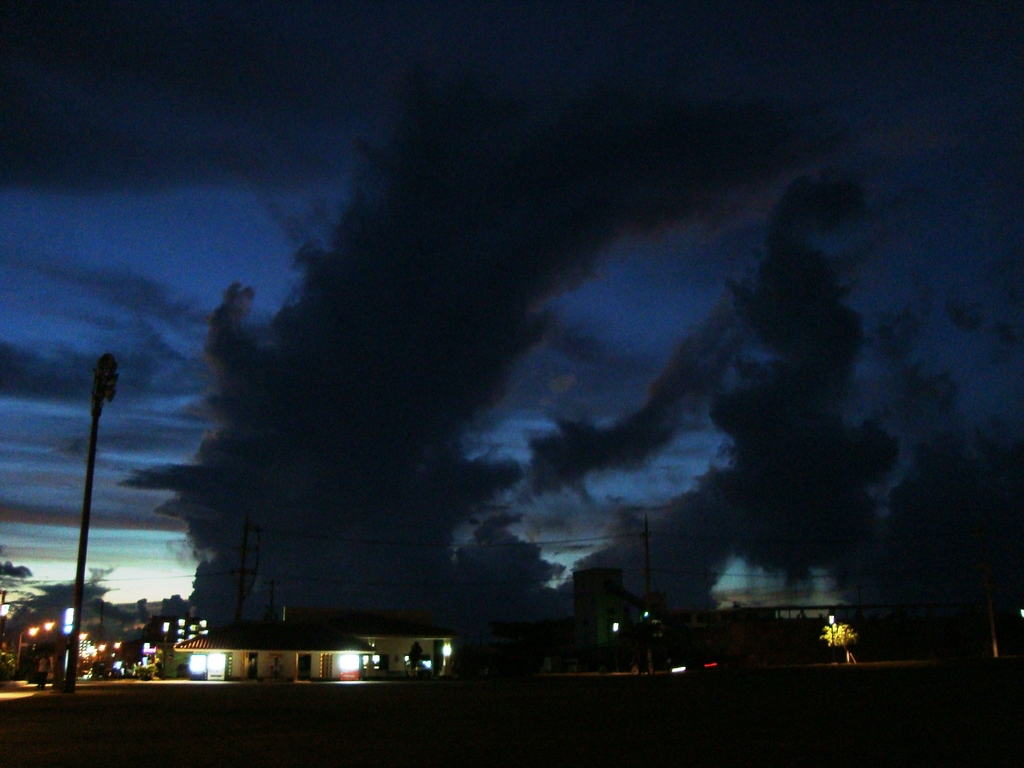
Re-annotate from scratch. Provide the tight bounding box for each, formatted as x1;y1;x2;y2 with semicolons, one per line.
16;622;54;674
17;627;38;672
64;354;117;693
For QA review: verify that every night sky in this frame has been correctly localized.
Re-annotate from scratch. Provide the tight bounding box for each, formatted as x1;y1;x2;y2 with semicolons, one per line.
1;2;1022;640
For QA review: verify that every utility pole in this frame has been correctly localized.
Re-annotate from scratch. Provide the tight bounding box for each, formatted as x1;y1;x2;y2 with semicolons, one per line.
643;515;653;674
643;515;652;605
233;516;261;622
975;527;999;658
65;353;117;693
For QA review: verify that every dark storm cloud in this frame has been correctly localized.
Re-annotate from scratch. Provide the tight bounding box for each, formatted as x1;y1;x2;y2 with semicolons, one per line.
23;259;207;363
1;2;365;189
451;512;570;624
530;299;743;491
7;582;155;638
638;177;899;586
0;258;206;399
0;336;199;403
6;581;104;626
126;76;828;631
1;560;32;579
869;310;959;439
0;341;94;400
871;433;1024;606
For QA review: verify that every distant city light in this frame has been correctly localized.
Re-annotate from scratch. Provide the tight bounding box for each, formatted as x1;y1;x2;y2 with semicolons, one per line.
442;644;452;658
671;666;687;673
612;622;619;633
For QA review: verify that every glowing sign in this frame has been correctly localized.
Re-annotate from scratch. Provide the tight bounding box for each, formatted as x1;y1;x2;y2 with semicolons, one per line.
339;654;360;672
189;655;208;674
63;608;74;635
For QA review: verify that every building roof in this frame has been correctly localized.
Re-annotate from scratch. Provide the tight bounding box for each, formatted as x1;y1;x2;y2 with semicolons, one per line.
174;621;374;652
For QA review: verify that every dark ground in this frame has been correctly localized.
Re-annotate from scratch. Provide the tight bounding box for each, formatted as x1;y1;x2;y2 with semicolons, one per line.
2;660;1022;767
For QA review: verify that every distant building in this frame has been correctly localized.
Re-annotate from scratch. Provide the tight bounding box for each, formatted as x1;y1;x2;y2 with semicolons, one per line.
173;621;374;681
119;614;209;672
573;568;626;648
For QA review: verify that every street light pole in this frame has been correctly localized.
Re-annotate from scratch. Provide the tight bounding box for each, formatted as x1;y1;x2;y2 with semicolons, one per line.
16;627;38;672
64;354;117;693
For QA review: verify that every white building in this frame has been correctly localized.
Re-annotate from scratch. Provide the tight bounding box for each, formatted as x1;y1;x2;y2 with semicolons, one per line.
175;609;455;681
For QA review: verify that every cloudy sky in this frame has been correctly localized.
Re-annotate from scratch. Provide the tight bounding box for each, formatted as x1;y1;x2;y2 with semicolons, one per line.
1;1;1022;639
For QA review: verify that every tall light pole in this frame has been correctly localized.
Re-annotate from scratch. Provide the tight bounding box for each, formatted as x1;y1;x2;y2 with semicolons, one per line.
64;353;117;693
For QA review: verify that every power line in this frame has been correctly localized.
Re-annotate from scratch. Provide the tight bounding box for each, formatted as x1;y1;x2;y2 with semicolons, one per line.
259;526;632;549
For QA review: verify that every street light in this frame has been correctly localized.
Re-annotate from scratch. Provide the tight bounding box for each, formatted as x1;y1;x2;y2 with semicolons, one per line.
16;627;39;672
65;353;117;693
16;622;55;672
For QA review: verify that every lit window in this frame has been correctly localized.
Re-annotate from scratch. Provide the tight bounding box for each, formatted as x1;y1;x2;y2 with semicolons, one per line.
189;655;208;674
208;654;226;677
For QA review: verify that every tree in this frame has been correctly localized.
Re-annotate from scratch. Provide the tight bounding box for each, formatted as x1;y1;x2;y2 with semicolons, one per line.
821;622;858;663
0;651;16;681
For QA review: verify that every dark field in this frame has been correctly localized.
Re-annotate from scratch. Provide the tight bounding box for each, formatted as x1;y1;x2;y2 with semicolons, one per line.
2;661;1022;767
